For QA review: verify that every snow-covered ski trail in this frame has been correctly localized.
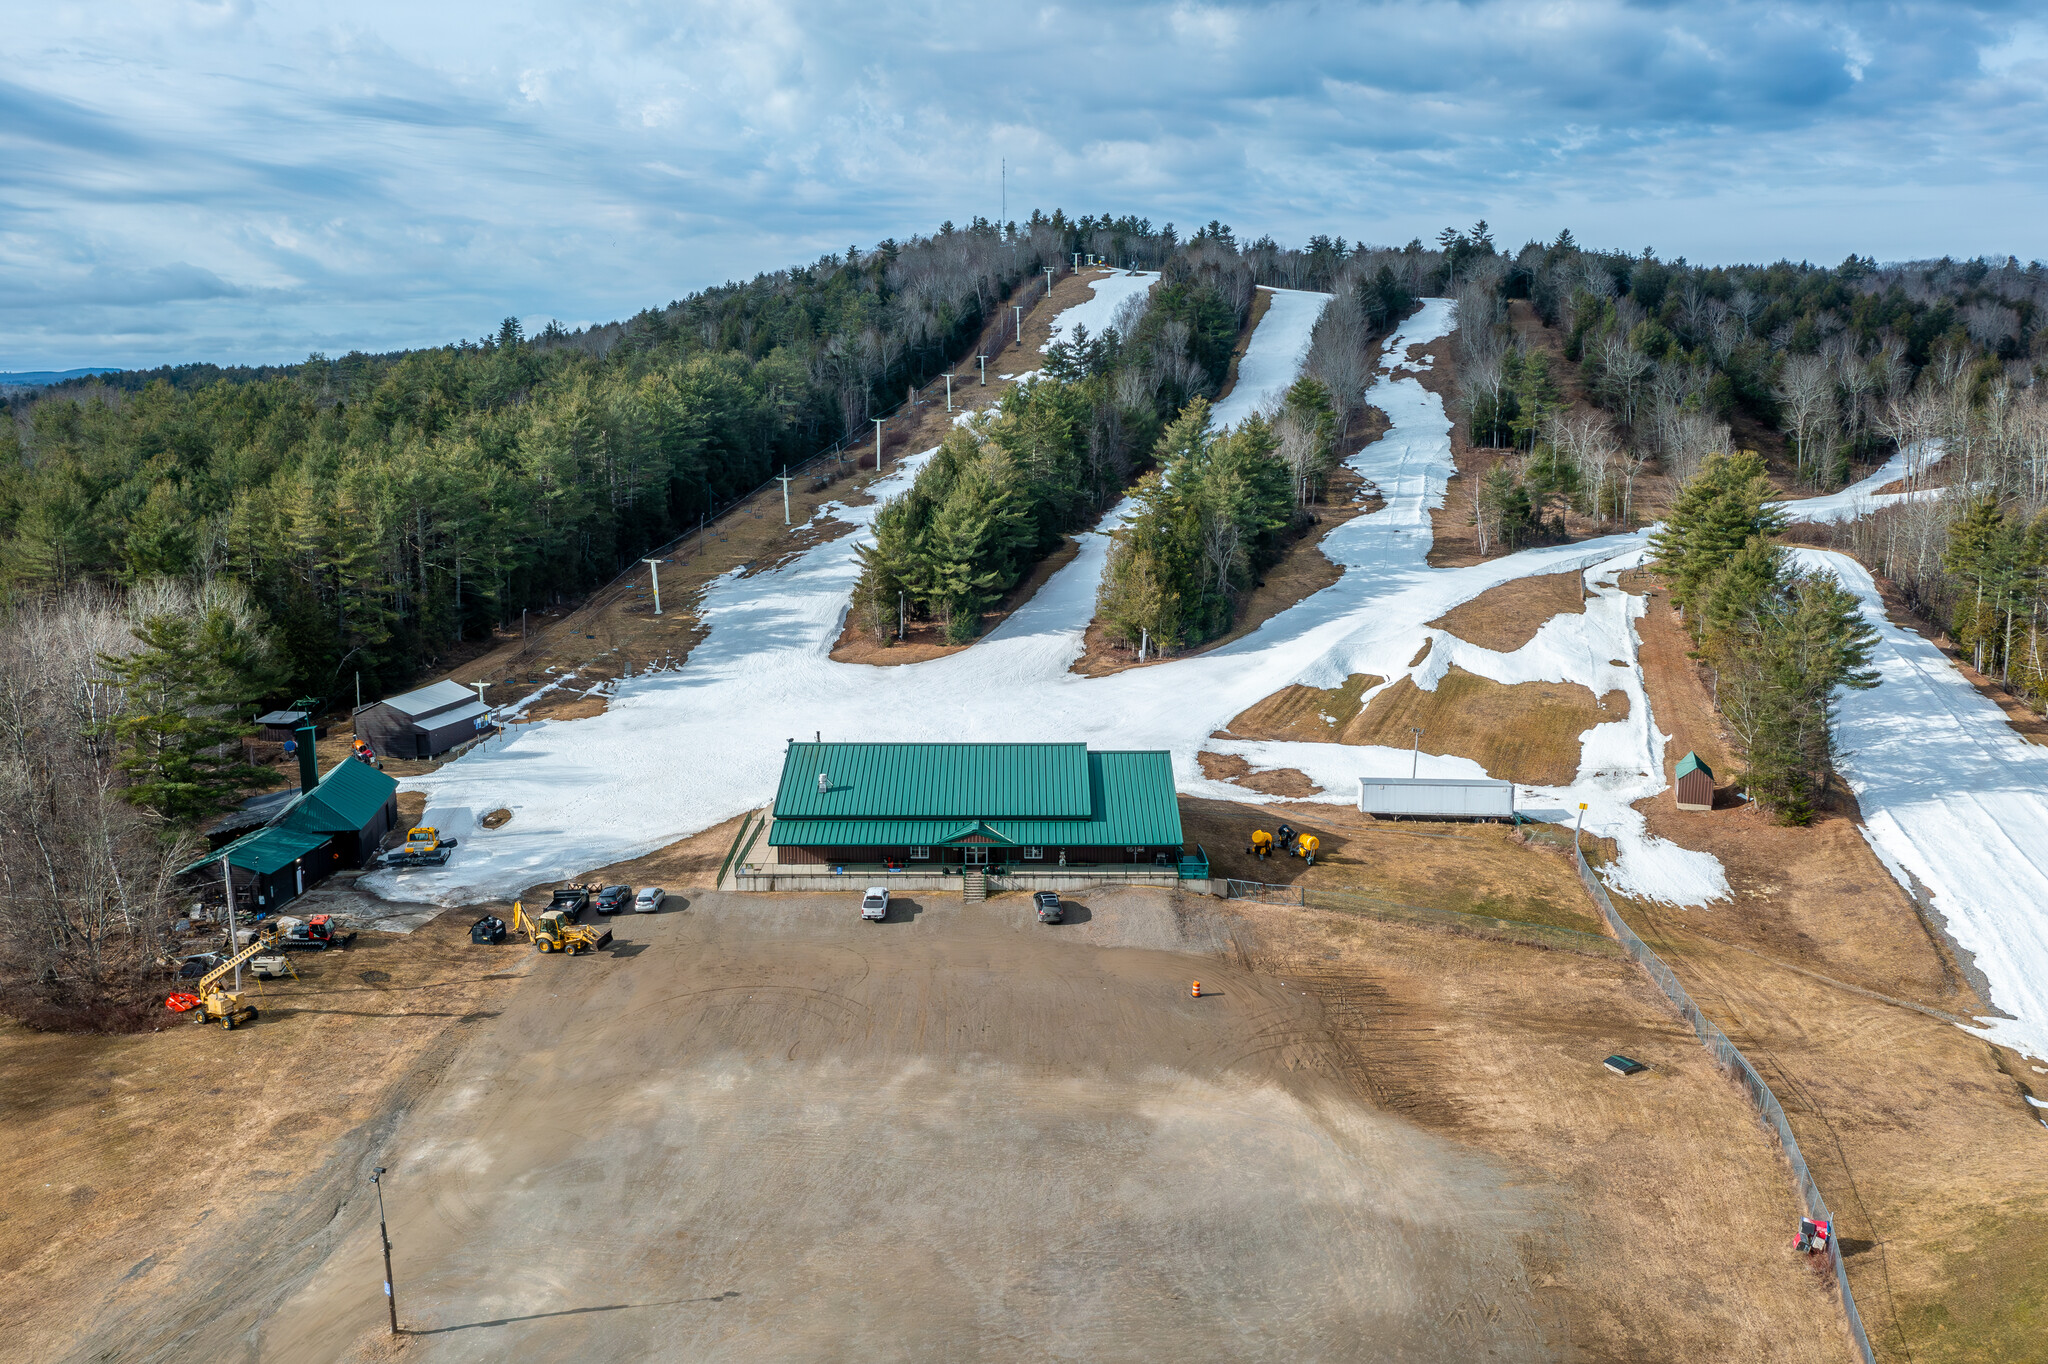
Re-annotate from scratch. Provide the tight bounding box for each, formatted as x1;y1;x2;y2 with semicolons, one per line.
365;297;1720;916
1793;547;2048;1059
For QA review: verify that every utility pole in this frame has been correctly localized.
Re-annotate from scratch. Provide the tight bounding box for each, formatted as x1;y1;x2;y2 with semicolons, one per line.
1139;627;1148;663
1001;157;1005;225
1012;304;1023;348
521;607;527;639
1071;252;1080;272
977;354;988;386
1409;726;1424;779
944;373;953;411
873;418;885;470
354;672;361;714
642;558;664;615
775;467;794;525
898;591;905;640
219;852;238;981
372;1167;398;1336
1043;265;1056;296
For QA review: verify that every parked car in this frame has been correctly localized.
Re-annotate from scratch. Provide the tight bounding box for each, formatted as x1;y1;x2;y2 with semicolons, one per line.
633;886;666;914
1034;891;1063;924
861;886;890;921
593;885;633;915
548;885;591;922
176;952;224;978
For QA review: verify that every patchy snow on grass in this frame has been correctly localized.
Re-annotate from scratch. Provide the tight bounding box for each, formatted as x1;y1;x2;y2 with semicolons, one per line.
367;296;1729;918
1778;441;1947;525
1791;547;2048;1060
1041;270;1156;352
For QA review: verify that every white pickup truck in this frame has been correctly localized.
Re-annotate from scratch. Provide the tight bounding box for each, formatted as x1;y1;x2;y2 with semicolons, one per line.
860;887;890;921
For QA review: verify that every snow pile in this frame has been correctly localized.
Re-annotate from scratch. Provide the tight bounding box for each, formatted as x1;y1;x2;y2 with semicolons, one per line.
365;295;1729;916
1041;271;1157;352
1791;547;2048;1060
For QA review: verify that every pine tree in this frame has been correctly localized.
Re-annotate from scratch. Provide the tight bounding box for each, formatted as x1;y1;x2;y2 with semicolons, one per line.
1651;451;1784;628
100;609;282;823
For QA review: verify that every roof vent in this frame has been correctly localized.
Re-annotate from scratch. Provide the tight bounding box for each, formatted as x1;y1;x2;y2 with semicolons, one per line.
817;772;830;793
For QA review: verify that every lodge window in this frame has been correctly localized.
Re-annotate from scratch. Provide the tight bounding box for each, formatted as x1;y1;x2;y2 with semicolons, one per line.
909;846;930;861
1023;847;1043;861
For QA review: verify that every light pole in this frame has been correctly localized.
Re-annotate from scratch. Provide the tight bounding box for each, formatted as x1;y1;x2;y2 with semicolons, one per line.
372;1166;398;1336
1043;265;1056;296
641;559;664;615
872;418;885;470
1012;304;1023;347
1409;726;1424;779
775;467;794;525
977;354;988;386
944;373;953;411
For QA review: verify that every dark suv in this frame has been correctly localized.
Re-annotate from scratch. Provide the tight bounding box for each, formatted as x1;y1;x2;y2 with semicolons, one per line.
1034;891;1063;924
593;885;633;915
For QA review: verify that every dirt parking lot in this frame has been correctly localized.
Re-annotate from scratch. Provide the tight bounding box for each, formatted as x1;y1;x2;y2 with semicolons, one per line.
30;885;1849;1363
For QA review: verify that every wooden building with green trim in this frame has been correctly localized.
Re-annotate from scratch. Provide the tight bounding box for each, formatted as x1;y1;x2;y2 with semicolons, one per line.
181;758;400;910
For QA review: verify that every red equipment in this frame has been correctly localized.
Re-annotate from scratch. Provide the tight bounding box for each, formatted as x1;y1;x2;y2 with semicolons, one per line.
165;992;200;1012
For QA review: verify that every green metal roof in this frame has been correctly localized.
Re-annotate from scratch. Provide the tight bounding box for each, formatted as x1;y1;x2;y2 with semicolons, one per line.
279;758;398;835
772;742;1092;820
1675;751;1713;780
769;750;1183;848
181;825;330;877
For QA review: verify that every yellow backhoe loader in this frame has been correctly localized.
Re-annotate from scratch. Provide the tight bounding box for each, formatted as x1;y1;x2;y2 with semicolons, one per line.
510;900;612;955
165;926;281;1030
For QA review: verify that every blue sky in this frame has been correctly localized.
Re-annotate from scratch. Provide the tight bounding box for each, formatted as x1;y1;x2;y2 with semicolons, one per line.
5;1;2045;369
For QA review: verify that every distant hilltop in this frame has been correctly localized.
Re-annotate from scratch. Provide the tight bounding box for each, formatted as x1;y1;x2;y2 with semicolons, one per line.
0;367;122;388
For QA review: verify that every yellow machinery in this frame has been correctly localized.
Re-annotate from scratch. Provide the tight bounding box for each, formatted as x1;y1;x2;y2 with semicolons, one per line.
1292;833;1320;866
169;926;281;1030
1248;829;1273;859
400;826;443;855
510;900;612;955
386;825;457;867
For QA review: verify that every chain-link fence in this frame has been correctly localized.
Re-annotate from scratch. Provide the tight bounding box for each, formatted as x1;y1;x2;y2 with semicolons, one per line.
1572;848;1876;1364
1221;880;1624;958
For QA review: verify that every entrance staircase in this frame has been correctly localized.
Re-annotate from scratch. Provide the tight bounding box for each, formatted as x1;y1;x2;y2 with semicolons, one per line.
961;870;988;903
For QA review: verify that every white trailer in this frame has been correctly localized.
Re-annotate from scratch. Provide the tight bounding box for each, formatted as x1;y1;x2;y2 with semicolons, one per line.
1356;777;1515;820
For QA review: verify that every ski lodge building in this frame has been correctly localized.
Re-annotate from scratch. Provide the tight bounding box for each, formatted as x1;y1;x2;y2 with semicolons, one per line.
741;741;1206;892
182;758;400;911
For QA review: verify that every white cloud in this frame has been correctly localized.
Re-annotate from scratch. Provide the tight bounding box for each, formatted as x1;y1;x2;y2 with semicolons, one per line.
1;1;2044;367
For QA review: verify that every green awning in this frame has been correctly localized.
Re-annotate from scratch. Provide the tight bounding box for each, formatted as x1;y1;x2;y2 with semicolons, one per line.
181;825;330;877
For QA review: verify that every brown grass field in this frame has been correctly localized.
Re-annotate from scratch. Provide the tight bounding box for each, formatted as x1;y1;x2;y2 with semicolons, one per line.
1427;568;1590;652
1221;664;1625;788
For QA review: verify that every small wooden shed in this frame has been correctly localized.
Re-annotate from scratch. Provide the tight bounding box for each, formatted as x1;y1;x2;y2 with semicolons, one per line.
1675;751;1714;811
253;709;313;741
